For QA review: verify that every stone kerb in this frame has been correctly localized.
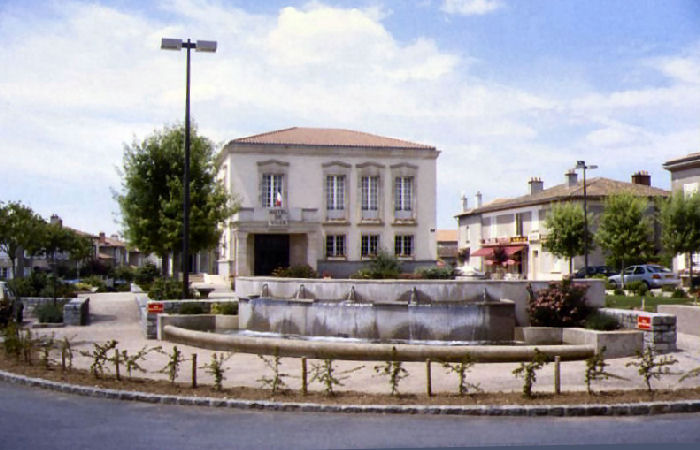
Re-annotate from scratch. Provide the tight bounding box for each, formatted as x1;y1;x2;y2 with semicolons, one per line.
600;308;676;352
234;276;605;327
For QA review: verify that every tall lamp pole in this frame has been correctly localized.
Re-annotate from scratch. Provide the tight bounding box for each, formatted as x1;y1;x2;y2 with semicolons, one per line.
161;38;217;298
575;160;598;278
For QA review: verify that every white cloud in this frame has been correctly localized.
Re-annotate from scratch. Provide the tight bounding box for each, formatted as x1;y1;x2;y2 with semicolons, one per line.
441;0;504;16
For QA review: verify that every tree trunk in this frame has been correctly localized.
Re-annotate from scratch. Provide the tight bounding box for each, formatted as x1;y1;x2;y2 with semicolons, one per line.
569;257;573;279
160;254;168;278
621;258;625;288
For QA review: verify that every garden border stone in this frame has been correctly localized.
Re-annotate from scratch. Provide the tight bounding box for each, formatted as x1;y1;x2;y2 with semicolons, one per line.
2;368;700;417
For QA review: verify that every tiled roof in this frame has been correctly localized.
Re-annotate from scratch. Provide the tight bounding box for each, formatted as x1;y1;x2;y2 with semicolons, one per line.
436;229;458;242
231;127;435;150
663;152;700;170
458;177;669;216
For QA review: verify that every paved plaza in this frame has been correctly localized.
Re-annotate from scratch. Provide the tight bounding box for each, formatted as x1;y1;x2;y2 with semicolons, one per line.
29;292;700;396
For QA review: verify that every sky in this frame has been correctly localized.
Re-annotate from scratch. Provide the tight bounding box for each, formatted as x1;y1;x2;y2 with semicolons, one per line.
1;0;699;236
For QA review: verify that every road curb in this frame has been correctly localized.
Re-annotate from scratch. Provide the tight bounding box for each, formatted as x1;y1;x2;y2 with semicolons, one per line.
2;369;700;416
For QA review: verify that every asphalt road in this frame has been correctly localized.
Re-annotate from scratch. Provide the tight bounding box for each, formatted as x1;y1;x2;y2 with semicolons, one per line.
2;382;700;450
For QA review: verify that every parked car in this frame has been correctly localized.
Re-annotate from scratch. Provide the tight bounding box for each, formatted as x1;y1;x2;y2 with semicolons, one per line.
573;266;616;278
607;264;680;289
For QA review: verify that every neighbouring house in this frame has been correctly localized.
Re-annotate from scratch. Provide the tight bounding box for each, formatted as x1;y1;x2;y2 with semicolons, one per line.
456;169;669;281
436;229;458;267
663;152;700;276
217;127;439;278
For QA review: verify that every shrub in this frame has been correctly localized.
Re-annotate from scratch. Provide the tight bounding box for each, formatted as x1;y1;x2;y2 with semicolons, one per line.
271;265;319;278
591;274;608;280
148;278;191;300
82;275;106;292
35;303;63;323
415;266;455;280
672;288;687;298
605;281;617;290
178;303;204;315
614;288;624;296
585;311;620;331
135;263;159;286
527;280;590;327
661;284;676;293
211;302;238;315
113;265;134;283
350;250;401;279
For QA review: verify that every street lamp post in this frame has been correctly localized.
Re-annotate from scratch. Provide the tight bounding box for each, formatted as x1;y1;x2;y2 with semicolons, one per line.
575;160;598;278
161;38;217;298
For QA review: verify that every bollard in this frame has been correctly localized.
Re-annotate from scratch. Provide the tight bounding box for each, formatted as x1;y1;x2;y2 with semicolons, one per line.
426;359;432;397
554;355;561;395
301;358;308;395
192;353;198;389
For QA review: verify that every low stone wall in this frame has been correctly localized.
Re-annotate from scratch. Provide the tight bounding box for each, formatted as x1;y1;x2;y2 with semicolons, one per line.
520;326;643;358
22;297;72;316
600;308;676;352
235;276;604;327
63;297;90;326
162;325;595;362
658;305;700;337
135;296;238;339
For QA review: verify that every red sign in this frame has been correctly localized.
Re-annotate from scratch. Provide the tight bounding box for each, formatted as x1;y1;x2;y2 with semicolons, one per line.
638;315;651;330
147;302;164;314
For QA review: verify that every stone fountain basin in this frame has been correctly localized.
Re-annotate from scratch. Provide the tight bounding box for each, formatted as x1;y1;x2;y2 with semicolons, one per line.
162;324;595;362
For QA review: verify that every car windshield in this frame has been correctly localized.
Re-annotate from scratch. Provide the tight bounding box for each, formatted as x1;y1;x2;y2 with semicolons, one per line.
650;266;672;273
623;267;635;275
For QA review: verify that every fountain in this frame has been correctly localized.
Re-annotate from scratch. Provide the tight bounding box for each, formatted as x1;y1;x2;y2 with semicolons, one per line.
239;283;515;344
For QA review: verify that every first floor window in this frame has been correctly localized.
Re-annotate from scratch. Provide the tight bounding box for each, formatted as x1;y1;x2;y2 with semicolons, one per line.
326;175;345;210
394;176;413;211
361;176;379;211
262;174;284;207
361;234;379;257
394;235;414;257
326;235;346;258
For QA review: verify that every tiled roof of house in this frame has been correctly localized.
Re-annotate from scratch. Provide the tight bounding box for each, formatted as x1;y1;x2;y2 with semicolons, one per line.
231;127;435;150
663;152;700;170
436;229;458;242
458;177;669;216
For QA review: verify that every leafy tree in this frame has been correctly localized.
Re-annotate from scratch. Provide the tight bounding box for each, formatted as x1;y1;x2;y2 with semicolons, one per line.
660;192;700;288
0;201;45;278
596;192;654;283
543;202;593;275
116;123;237;274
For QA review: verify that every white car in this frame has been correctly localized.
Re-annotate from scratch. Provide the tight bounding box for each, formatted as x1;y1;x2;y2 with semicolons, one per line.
608;265;680;289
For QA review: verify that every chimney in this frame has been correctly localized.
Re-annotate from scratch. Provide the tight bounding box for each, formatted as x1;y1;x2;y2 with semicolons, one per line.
631;170;651;186
460;191;468;212
565;170;578;187
50;214;62;227
476;191;483;208
528;177;543;195
99;232;106;244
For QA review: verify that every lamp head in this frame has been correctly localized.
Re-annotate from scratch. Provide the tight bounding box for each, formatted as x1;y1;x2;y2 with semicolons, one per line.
161;38;182;51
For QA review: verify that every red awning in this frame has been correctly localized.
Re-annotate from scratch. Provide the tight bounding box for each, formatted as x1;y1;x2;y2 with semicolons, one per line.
504;245;526;256
471;247;494;258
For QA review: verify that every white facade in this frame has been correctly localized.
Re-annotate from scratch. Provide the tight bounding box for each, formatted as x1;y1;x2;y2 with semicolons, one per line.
217;128;439;278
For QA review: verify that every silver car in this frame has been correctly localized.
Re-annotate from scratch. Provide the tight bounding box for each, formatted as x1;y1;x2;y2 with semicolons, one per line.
608;264;680;289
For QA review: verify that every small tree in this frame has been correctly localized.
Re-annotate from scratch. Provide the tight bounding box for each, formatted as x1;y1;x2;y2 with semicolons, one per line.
442;355;481;396
512;348;550;398
374;347;408;396
257;347;289;395
158;345;187;384
201;353;233;390
626;346;678;393
543;202;593;276
80;340;118;378
584;347;627;395
596;192;654;284
660;192;700;289
309;359;363;396
0;201;45;279
121;346;161;379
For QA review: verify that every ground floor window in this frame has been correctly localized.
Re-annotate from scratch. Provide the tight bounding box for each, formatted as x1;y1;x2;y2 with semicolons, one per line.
394;235;414;257
325;235;346;258
361;234;379;258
